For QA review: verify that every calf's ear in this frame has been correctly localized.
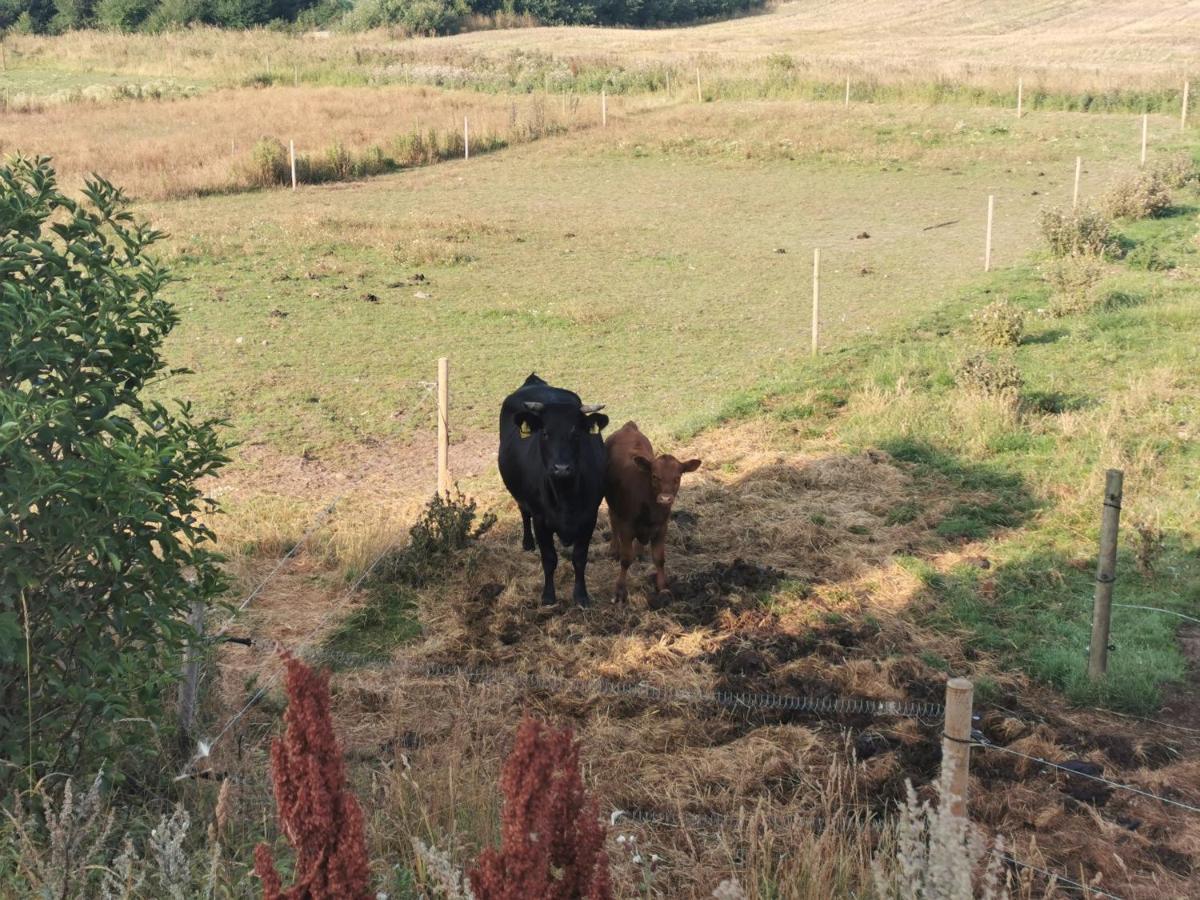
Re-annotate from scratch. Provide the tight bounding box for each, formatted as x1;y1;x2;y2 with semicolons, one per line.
681;458;702;473
585;413;609;435
633;454;653;473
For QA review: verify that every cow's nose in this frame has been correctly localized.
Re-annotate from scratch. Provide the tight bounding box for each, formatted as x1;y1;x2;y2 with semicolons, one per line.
551;464;575;479
657;494;674;507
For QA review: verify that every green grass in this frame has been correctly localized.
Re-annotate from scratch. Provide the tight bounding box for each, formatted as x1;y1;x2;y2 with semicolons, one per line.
719;195;1200;712
145;102;1179;466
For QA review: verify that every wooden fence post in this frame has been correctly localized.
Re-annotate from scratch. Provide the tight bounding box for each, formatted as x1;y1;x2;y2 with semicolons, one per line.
984;194;994;272
811;248;820;356
1141;113;1148;166
666;70;672;97
464;117;469;160
1016;77;1023;118
1088;469;1124;680
437;357;450;497
1183;80;1191;131
696;68;702;103
1073;156;1082;208
602;89;607;127
289;140;297;191
178;600;205;752
941;677;974;819
844;76;850;108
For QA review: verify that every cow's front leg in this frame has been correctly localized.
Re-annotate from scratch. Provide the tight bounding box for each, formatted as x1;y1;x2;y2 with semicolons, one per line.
571;519;596;608
521;508;535;552
532;518;558;606
613;521;635;603
651;534;670;598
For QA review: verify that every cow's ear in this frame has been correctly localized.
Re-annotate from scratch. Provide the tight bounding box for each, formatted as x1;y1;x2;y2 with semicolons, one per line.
633;454;652;473
681;458;702;473
514;411;542;437
585;413;609;435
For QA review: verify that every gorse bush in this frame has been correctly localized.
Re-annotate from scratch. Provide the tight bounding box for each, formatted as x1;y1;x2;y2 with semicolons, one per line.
1153;152;1200;189
971;299;1023;347
1041;254;1107;316
0;156;227;782
1102;170;1173;220
1037;204;1119;258
954;353;1023;397
375;491;496;589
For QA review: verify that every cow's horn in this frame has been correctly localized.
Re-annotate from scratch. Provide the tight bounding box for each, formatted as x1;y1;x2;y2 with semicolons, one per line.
580;404;605;414
523;401;545;412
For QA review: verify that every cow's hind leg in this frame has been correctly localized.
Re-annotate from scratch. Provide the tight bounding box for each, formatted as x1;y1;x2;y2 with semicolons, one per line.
532;518;558;606
570;518;597;608
521;508;535;552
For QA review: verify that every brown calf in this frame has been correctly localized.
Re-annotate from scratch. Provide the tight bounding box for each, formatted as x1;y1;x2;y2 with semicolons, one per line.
604;421;701;602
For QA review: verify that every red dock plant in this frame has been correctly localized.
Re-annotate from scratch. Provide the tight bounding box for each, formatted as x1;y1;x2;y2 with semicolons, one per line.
470;715;613;900
254;652;371;900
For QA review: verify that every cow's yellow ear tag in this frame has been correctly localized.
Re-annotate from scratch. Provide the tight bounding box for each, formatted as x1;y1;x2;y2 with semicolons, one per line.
519;421;532;438
589;422;600;435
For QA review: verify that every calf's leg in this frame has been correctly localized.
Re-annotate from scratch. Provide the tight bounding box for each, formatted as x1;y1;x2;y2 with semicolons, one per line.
532;517;558;606
651;533;670;596
613;522;635;603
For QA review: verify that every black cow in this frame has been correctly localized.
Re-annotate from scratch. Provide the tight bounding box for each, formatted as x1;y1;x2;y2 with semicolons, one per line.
498;373;609;606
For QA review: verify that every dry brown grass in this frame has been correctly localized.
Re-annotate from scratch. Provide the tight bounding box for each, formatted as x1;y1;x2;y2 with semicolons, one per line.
2;85;635;201
202;419;1200;898
7;1;1198;95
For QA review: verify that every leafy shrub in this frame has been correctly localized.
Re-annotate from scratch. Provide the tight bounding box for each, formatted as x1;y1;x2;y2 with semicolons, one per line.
1102;170;1172;219
955;353;1023;396
1152;152;1199;189
243;137;290;188
373;491;495;589
1041;254;1106;316
971;299;1024;347
0;157;227;781
1037;204;1119;258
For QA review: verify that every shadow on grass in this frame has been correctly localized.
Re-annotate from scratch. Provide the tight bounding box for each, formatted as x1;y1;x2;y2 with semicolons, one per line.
1020;327;1069;346
913;542;1196;713
877;437;1036;538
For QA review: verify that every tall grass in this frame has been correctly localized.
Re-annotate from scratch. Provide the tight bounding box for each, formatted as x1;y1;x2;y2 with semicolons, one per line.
4;21;1192;113
3;85;608;200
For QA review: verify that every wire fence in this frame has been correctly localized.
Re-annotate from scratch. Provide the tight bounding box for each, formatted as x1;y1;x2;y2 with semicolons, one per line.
972;736;1200;815
178;384;437;780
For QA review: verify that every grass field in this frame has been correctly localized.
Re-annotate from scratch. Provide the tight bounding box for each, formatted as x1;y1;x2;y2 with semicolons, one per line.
5;6;1200;897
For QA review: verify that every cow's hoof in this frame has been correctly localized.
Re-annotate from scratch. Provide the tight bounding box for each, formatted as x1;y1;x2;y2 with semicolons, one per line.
522;535;536;552
613;586;628;604
649;590;673;610
574;592;592;608
540;593;557;607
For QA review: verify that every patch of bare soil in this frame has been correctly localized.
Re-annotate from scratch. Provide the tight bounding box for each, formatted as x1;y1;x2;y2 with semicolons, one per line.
209;431;1200;898
1161;626;1200;735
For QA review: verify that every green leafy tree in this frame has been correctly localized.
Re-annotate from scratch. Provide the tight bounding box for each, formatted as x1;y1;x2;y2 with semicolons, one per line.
0;156;228;782
93;0;155;29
